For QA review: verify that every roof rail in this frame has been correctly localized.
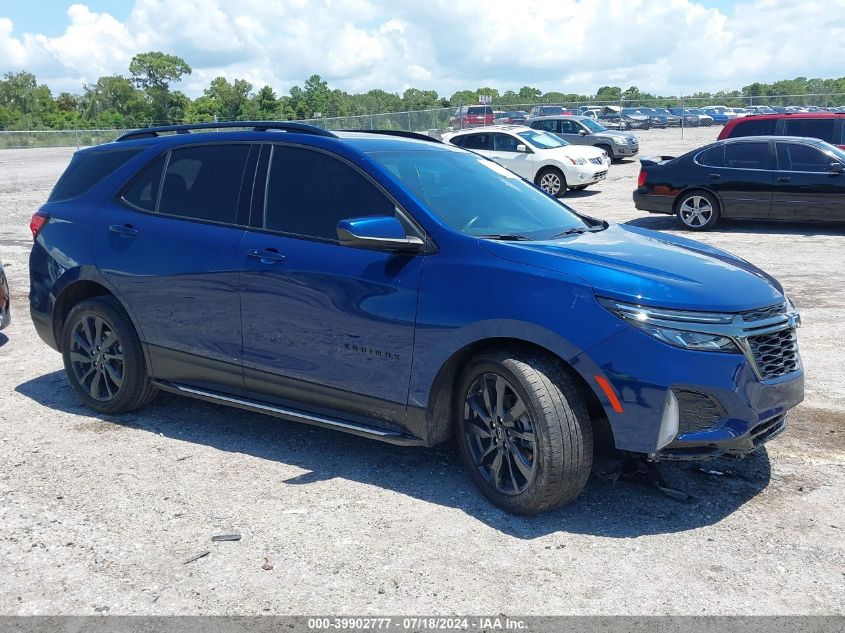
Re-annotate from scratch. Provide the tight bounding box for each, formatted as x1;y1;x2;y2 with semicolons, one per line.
115;121;338;142
340;129;442;143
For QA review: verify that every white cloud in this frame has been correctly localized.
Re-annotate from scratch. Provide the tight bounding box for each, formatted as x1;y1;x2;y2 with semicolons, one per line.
0;0;843;97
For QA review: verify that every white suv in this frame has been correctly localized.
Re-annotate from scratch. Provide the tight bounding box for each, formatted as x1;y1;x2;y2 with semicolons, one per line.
441;125;609;197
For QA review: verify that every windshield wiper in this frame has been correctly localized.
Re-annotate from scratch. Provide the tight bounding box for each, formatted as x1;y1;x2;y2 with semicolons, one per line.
550;225;605;239
477;233;532;241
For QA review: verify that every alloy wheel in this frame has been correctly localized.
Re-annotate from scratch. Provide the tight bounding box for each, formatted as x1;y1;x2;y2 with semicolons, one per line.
69;314;125;401
463;372;537;495
679;195;714;228
539;172;562;196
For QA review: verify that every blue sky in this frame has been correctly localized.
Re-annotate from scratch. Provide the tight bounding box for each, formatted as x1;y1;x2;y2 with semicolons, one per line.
0;1;840;98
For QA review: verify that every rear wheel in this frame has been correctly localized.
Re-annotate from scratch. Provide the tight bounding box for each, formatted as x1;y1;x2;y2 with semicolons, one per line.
455;349;593;515
61;296;157;414
676;190;720;231
535;167;566;198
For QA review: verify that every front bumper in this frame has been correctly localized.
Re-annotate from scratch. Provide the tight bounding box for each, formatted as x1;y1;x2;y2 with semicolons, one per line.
612;144;639;158
571;324;804;459
569;164;608;185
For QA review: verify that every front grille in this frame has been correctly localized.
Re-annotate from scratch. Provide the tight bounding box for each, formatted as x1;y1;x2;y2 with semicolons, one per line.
589;157;604;165
748;328;800;379
676;390;726;433
742;303;787;322
594;170;608;178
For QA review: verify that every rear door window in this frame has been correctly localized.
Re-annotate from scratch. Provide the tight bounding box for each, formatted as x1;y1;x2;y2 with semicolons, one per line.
724;142;770;170
730;118;777;137
461;133;492;150
783;118;836;143
122;155;165;212
158;144;251;224
50;148;142;202
697;145;724;167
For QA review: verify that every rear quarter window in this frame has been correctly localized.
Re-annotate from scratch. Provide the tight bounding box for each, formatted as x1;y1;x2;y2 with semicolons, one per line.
49;148;143;202
783;118;837;143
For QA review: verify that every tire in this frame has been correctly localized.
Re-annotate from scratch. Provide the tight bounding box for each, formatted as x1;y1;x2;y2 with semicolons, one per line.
676;190;720;231
535;167;566;198
596;144;614;163
455;349;593;515
61;296;157;414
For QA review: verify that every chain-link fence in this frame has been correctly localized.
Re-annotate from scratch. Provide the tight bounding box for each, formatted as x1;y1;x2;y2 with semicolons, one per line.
2;93;845;149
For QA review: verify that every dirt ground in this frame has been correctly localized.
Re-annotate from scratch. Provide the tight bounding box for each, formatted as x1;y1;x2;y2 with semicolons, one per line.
0;126;843;616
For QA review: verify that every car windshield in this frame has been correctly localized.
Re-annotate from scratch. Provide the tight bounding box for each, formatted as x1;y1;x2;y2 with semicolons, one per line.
368;149;591;240
517;129;568;148
581;118;607;132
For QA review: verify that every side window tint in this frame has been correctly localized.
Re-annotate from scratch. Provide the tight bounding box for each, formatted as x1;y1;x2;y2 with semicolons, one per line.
538;120;556;132
493;134;519;152
265;146;395;240
123;155;165;212
730;119;777;137
724;142;769;170
698;145;724;167
779;143;833;172
449;135;465;147
158;144;250;223
784;118;836;143
49;148;142;202
559;120;576;134
462;134;490;150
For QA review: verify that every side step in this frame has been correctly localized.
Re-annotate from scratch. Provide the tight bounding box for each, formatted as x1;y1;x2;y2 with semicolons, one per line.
154;381;426;447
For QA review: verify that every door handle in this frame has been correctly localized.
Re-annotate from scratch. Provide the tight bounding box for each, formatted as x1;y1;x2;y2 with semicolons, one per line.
108;224;138;237
777;176;790;183
708;173;721;180
247;248;286;264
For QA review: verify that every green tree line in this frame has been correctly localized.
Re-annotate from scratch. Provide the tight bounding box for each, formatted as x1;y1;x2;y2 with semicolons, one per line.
2;51;845;130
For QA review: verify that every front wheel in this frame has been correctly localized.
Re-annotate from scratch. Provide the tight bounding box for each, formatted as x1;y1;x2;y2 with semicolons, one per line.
535;167;566;198
455;349;593;515
676;191;720;230
61;296;157;414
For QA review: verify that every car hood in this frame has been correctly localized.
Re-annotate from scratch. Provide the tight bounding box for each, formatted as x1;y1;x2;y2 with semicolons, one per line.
553;144;605;159
594;130;634;142
480;223;784;312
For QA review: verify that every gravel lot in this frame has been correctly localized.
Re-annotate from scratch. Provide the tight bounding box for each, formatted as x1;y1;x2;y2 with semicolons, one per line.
0;127;843;616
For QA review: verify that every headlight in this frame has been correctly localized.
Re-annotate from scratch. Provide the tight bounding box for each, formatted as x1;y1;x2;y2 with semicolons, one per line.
613;137;628;145
567;156;587;165
598;297;740;353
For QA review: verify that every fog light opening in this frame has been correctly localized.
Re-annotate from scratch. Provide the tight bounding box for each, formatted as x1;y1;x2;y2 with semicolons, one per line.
656;390;679;450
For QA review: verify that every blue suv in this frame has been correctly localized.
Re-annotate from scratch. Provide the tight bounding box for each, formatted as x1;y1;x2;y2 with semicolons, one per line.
29;122;804;515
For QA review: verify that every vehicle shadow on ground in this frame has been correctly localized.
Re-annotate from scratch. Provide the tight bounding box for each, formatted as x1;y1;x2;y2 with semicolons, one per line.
564;189;601;199
17;371;772;539
625;214;845;236
0;333;8;347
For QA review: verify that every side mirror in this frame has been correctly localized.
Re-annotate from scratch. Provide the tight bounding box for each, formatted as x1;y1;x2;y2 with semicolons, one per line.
337;216;425;253
516;144;529;153
578;130;588;136
830;162;844;174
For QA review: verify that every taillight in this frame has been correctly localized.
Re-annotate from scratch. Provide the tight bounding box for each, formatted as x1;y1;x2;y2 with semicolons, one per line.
30;212;49;239
637;170;647;188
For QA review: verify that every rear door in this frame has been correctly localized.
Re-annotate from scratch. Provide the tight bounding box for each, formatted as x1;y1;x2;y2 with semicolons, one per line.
772;141;845;221
697;141;773;218
96;143;256;389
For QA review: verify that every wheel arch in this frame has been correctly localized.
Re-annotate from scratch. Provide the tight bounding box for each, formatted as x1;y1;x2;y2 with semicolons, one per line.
423;337;612;451
51;274;152;373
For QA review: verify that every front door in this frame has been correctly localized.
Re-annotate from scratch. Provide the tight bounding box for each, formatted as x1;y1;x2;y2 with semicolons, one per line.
487;133;535;179
772;141;845;221
96;143;256;389
238;144;424;425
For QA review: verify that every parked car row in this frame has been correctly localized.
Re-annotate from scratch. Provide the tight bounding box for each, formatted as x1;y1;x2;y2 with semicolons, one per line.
27;120;805;515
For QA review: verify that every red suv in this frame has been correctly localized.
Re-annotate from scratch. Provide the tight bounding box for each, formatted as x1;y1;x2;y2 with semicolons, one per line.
449;105;494;128
718;113;845;148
